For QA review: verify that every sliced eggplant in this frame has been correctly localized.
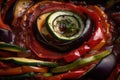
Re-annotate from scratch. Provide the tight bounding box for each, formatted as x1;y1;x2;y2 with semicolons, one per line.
0;28;12;42
34;11;93;52
84;45;119;80
85;54;116;80
37;12;51;36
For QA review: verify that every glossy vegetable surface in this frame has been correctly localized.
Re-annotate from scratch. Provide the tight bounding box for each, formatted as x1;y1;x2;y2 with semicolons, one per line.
0;0;120;80
0;57;58;67
0;42;26;52
46;10;84;41
51;50;111;73
0;72;35;80
0;66;48;76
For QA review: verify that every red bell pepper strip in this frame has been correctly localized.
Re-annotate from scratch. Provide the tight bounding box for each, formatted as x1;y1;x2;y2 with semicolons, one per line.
28;2;79;60
0;0;15;31
88;6;111;41
45;61;95;80
0;14;11;31
30;35;64;59
64;7;104;62
25;2;105;61
45;70;86;80
0;66;48;76
0;61;8;68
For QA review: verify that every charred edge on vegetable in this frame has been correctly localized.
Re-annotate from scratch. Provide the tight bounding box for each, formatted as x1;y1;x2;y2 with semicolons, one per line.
0;57;58;67
0;28;12;42
0;72;35;80
33;12;94;53
4;1;16;25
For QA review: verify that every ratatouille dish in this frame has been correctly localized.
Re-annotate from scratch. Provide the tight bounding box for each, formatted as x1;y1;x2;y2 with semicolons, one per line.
0;0;120;80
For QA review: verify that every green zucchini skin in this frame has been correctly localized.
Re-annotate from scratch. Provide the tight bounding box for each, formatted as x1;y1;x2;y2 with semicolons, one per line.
0;42;26;52
51;50;111;73
0;57;58;67
34;10;93;52
0;72;35;80
46;10;84;41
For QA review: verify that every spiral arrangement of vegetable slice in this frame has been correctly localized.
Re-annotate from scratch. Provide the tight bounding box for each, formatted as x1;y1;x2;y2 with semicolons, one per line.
35;10;93;52
0;0;117;80
46;10;84;41
27;1;106;62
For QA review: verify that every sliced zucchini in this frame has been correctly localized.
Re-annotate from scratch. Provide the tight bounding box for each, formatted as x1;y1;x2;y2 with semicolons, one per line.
0;57;58;67
51;50;111;73
0;42;26;52
46;10;84;41
0;72;35;80
35;11;93;52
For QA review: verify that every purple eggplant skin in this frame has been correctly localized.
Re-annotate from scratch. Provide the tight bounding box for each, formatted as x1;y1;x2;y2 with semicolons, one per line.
113;44;120;64
34;15;94;52
85;54;116;80
82;44;120;80
0;28;12;43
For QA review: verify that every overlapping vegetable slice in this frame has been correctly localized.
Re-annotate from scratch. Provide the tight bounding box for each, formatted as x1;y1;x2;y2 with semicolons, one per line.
0;1;113;80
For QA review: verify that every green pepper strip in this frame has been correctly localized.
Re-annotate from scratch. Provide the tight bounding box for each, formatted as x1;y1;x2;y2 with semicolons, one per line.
51;50;111;73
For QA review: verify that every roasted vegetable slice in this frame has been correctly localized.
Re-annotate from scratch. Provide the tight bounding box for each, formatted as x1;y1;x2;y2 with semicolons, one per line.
12;0;34;28
46;10;84;41
35;9;94;52
37;12;51;36
0;72;35;80
0;42;26;52
0;66;48;76
0;28;12;42
0;57;58;67
51;50;111;73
